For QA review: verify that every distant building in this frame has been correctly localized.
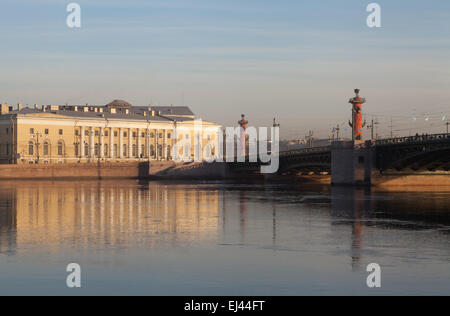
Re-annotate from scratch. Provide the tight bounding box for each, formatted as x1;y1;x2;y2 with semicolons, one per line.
0;100;221;164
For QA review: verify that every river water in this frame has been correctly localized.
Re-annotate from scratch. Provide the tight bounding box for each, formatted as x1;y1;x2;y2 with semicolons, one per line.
0;180;449;295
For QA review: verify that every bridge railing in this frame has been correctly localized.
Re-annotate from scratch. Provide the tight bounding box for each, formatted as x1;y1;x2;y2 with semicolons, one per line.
279;146;331;157
375;133;450;146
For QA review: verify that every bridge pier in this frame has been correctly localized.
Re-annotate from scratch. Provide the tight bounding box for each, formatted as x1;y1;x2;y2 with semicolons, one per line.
331;140;375;186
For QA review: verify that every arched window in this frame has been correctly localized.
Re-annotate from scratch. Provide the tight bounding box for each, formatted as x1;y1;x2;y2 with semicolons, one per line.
43;142;49;156
28;142;34;156
57;141;64;156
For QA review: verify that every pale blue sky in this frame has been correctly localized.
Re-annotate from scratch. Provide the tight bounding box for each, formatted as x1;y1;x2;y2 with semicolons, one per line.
1;0;449;138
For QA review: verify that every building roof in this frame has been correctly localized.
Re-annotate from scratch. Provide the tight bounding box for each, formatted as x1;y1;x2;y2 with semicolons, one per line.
106;99;132;108
0;100;220;124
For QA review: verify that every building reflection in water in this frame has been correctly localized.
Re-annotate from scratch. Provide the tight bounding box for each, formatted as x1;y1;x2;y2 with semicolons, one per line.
0;181;220;255
0;191;17;255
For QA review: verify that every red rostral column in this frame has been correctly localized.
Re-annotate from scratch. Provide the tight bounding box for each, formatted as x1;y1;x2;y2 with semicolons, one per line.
348;89;366;141
238;114;248;156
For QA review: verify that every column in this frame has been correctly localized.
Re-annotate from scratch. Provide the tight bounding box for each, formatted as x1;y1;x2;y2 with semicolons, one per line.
128;128;132;159
137;128;141;159
89;127;94;160
119;128;123;159
80;126;85;158
100;127;105;159
146;128;151;159
171;126;177;161
155;129;159;160
109;128;114;158
164;129;168;160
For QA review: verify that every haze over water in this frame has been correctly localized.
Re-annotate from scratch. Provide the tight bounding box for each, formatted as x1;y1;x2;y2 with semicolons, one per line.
0;180;449;295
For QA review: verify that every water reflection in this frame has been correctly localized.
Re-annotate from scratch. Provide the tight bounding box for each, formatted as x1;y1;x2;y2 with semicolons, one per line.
330;187;372;270
0;190;17;255
0;181;220;255
0;180;449;294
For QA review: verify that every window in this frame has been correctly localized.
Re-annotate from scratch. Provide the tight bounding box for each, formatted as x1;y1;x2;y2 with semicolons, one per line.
75;144;79;157
114;131;118;137
105;131;109;137
123;144;127;157
104;144;109;157
95;130;99;136
114;144;118;157
59;129;63;135
124;132;128;138
58;141;63;156
141;144;145;158
84;143;89;157
158;145;163;157
95;143;99;156
28;142;34;155
141;132;145;138
43;142;49;156
30;128;34;135
75;130;79;136
150;133;155;138
159;133;163;138
150;144;155;157
45;129;49;135
167;146;171;159
132;144;137;157
133;132;137;138
168;133;171;139
85;130;89;136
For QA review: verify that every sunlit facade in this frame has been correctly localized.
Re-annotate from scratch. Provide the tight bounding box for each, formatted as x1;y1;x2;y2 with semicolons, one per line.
0;100;221;164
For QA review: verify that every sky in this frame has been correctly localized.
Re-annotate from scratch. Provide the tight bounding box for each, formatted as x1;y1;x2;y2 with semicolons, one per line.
0;0;449;139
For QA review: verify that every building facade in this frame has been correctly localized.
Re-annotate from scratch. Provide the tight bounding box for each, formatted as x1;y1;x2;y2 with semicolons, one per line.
0;100;221;164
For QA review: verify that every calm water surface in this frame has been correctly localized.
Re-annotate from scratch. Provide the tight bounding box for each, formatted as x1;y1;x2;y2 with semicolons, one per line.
0;180;449;295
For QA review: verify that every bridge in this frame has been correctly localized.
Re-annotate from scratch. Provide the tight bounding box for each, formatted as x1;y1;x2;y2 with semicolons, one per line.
375;133;450;172
227;89;450;186
229;133;450;186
